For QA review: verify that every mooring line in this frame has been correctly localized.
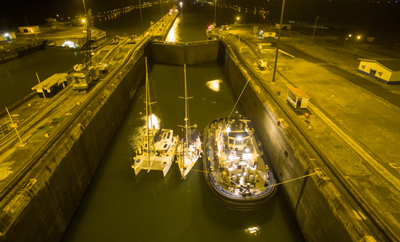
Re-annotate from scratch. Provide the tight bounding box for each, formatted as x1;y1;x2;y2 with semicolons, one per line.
265;172;317;189
189;169;318;188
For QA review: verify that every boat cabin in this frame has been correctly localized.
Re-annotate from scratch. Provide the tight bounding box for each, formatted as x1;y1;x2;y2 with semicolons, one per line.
227;131;251;152
154;130;173;152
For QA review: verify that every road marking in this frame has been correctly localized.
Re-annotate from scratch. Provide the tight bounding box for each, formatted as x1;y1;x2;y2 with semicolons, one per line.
279;50;295;58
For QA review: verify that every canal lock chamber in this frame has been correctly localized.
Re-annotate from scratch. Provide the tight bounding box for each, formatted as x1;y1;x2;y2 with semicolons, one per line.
0;39;381;242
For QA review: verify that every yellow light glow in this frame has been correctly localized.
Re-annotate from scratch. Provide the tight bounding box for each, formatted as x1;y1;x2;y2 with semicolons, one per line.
245;226;260;235
147;114;160;130
206;79;222;92
165;16;181;42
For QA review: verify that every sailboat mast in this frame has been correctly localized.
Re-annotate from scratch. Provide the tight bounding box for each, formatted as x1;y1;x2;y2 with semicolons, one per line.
184;64;189;150
145;57;150;168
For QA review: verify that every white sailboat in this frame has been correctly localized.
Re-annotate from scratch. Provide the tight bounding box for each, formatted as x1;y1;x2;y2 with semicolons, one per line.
132;57;178;177
176;64;202;179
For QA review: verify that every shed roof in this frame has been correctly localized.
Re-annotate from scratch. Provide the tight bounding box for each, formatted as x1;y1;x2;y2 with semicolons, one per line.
288;87;310;98
359;59;400;72
32;73;68;90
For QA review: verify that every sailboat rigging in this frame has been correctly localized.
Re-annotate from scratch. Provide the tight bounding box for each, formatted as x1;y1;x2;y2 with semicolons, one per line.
132;57;179;177
176;64;202;179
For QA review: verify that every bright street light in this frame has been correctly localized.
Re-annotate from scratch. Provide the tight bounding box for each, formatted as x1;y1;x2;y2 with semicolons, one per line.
355;35;361;45
272;0;286;83
343;34;352;49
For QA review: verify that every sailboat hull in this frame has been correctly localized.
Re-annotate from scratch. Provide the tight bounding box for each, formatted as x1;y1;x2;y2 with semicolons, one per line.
176;134;202;178
133;129;178;177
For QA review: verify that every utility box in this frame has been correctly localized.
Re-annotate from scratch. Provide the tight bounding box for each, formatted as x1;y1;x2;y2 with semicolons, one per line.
287;87;310;110
258;59;268;71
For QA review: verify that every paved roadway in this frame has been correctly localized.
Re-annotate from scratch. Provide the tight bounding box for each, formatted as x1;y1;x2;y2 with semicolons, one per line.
279;42;400;108
216;25;400;241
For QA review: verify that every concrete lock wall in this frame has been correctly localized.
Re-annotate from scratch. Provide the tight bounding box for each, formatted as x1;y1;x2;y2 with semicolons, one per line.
0;40;382;242
0;52;146;242
149;40;220;65
223;45;382;242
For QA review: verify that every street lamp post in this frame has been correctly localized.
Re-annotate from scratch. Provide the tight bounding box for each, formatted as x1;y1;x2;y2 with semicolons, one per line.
81;0;92;67
24;17;32;33
82;0;87;16
139;0;143;26
160;0;162;17
355;35;361;45
214;0;217;25
312;16;319;44
272;0;285;83
343;34;351;49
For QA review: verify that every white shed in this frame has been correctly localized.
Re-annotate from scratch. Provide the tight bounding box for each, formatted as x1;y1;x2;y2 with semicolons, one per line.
358;59;400;85
18;26;41;34
287;87;310;110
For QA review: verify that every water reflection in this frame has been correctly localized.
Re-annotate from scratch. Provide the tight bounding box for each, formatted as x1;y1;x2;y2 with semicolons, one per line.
245;226;261;235
206;78;222;92
165;17;181;42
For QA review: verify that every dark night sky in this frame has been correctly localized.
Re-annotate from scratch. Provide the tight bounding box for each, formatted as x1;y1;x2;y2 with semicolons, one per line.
1;0;400;32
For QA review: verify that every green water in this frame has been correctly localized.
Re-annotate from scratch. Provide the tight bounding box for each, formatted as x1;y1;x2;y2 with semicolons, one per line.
61;63;304;242
61;5;305;242
1;4;304;242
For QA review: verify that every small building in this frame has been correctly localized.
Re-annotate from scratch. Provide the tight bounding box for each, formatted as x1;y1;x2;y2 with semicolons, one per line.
18;26;41;34
31;73;70;98
287;87;310;110
275;23;291;30
259;30;276;38
358;59;400;85
0;32;17;41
